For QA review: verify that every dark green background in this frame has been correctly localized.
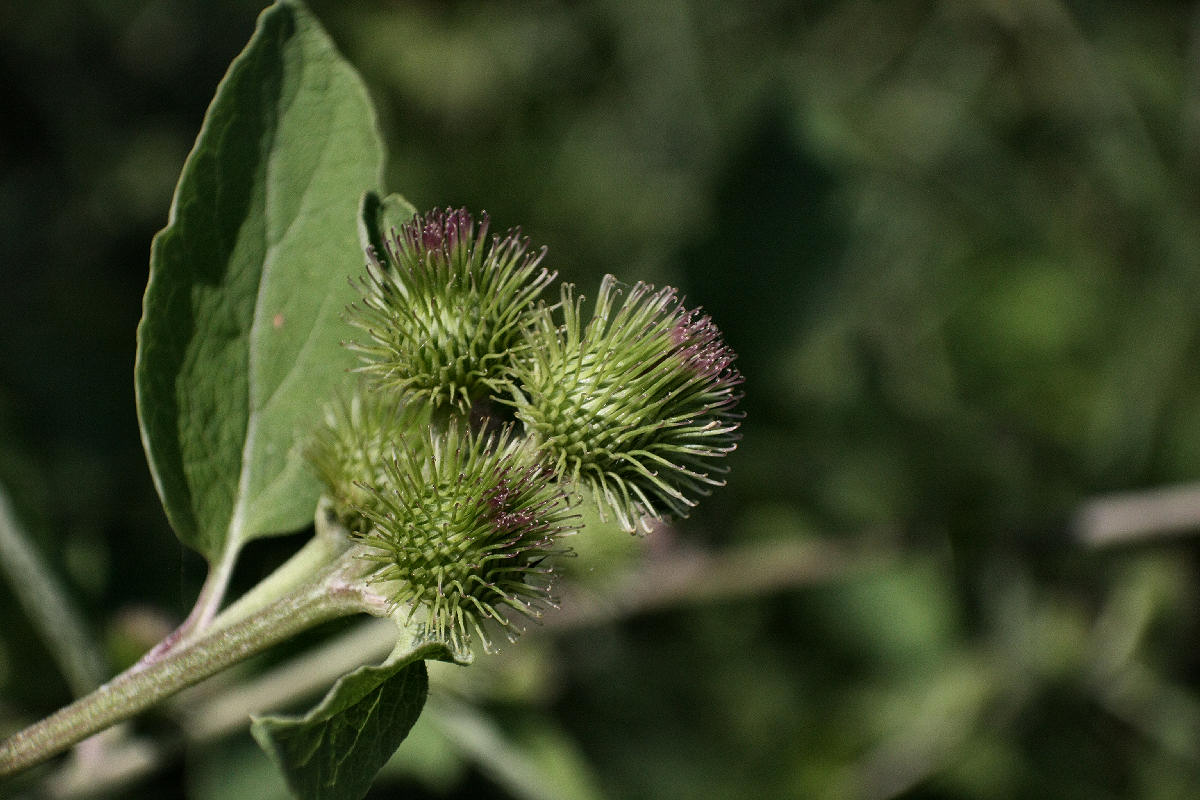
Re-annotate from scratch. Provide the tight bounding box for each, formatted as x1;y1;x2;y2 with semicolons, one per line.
4;1;1200;798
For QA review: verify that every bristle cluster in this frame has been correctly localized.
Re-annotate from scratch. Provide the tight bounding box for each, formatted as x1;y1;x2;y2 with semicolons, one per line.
347;208;555;411
312;208;743;653
306;390;426;532
353;422;577;655
512;274;743;531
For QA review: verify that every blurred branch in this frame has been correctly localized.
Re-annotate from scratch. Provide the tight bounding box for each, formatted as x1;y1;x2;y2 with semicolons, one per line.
39;728;156;800
551;534;896;629
1085;559;1200;765
0;482;107;697
41;533;891;797
1091;661;1200;764
850;657;998;800
423;693;605;800
179;618;397;744
415;695;600;800
1073;482;1200;546
183;533;891;735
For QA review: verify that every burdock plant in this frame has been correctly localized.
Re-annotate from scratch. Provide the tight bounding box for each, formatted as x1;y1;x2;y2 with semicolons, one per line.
512;275;744;531
0;1;741;798
305;388;427;531
348;207;555;411
352;422;575;656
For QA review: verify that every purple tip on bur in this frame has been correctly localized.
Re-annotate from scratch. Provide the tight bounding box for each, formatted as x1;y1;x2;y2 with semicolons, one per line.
672;308;739;380
487;477;517;513
446;208;476;246
486;468;551;534
494;507;538;533
421;219;445;251
399;207;481;256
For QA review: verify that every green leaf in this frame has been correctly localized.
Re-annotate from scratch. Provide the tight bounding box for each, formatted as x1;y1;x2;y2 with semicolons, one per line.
135;0;384;560
251;639;458;800
357;191;418;259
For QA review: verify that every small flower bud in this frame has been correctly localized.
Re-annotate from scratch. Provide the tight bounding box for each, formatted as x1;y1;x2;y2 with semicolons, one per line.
512;275;743;532
306;389;427;532
347;208;556;411
354;421;578;655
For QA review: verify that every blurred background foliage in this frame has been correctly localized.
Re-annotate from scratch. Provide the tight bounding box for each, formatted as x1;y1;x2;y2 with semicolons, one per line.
4;0;1200;797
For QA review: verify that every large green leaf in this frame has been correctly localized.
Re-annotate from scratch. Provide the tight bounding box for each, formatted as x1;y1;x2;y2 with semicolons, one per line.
135;0;383;560
251;639;460;800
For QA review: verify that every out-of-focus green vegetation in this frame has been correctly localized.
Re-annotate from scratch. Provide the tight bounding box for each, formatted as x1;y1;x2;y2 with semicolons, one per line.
4;1;1200;798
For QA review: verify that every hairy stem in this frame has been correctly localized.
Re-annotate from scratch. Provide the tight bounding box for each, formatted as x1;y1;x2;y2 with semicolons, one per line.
189;537;243;633
132;539;244;670
0;545;381;778
207;501;353;636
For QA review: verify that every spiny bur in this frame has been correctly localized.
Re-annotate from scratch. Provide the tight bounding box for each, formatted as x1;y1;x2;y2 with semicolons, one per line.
353;421;578;655
512;274;743;532
306;388;426;532
347;208;555;412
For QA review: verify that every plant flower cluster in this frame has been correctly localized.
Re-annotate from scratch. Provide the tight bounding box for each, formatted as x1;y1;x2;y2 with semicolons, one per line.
310;208;743;654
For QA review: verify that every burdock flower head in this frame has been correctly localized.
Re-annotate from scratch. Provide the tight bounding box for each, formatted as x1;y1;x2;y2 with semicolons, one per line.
512;274;743;532
353;421;578;655
347;208;555;411
306;388;426;532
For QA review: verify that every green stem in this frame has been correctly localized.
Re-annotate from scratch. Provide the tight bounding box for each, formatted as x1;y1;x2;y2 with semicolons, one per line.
132;503;351;671
188;536;243;633
207;501;352;636
132;537;246;670
0;545;381;778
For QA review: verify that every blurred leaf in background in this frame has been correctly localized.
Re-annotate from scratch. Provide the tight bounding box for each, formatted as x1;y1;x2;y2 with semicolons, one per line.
5;0;1200;798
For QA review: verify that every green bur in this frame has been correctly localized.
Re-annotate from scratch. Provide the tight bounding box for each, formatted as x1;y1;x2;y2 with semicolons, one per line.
513;274;744;532
348;208;556;411
352;422;578;655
